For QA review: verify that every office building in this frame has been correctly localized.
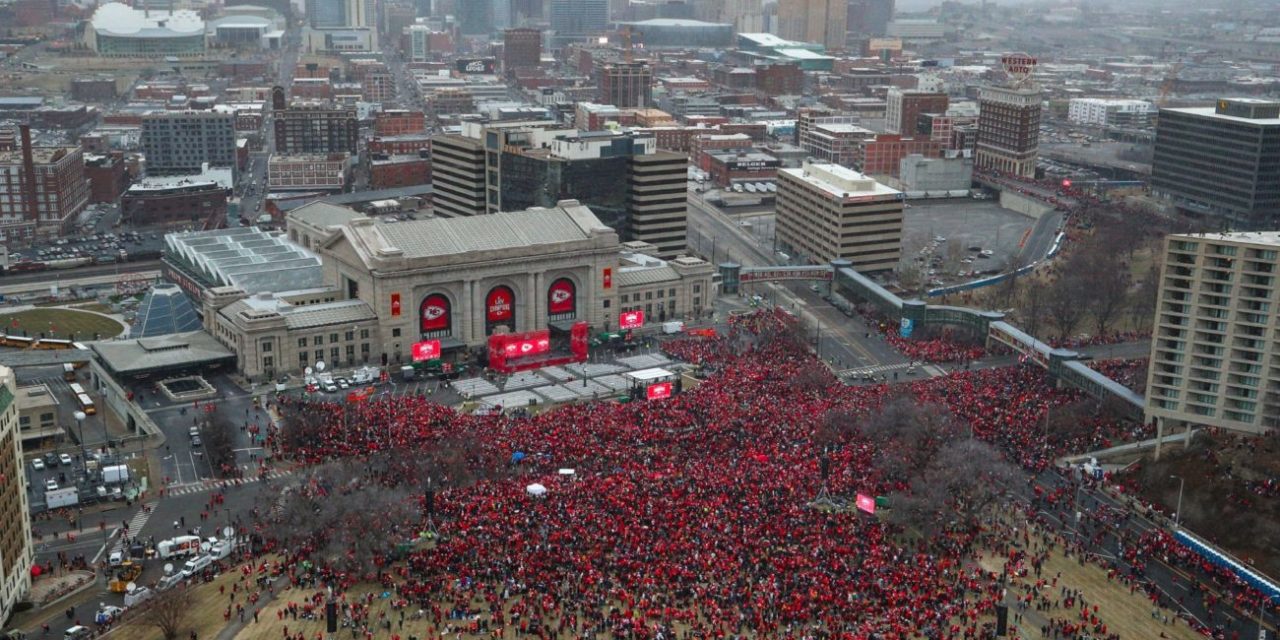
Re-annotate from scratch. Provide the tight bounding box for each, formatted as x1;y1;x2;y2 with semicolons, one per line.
885;88;948;136
459;0;491;34
429;133;487;217
776;161;902;271
503;28;542;75
1146;232;1280;435
598;62;654;109
0;127;91;242
777;0;846;49
549;0;608;46
797;112;875;167
122;173;231;229
975;85;1041;178
272;97;359;154
847;0;893;36
1067;98;1156;128
433;123;688;257
142;111;238;175
1151;98;1280;228
512;0;542;21
307;0;346;27
268;153;351;192
0;366;33;627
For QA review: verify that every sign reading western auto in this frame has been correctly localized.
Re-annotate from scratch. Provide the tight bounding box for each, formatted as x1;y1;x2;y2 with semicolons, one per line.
420;294;451;334
619;310;645;330
738;268;834;283
1000;53;1037;83
548;278;576;315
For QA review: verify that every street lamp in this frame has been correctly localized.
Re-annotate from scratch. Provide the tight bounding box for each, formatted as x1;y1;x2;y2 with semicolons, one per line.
1171;474;1185;528
1257;595;1272;640
74;410;87;464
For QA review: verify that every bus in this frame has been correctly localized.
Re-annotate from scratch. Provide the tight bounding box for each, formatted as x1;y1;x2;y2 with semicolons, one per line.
68;382;86;397
33;338;73;350
76;393;96;415
63;363;76;381
0;334;34;349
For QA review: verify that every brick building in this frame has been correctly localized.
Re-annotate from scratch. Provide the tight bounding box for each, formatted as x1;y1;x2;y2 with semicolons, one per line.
373;110;426;136
367;135;432;156
503;28;542;76
121;179;229;229
706;151;780;187
369;154;431;189
84;152;129;204
272;91;359;155
0;128;90;242
757;64;804;96
71;78;118;102
856;134;940;177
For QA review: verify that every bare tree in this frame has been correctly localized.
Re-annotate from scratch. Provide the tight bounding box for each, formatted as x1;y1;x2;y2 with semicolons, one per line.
886;439;1022;536
859;395;962;484
201;414;239;478
1080;246;1132;337
1019;282;1047;339
998;252;1029;307
141;584;194;640
1128;260;1161;332
1044;269;1090;340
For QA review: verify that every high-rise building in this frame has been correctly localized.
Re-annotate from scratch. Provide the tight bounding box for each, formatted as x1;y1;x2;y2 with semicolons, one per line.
273;100;359;155
885;88;948;135
307;0;346;27
847;0;892;35
491;0;511;30
0;365;33;626
0;127;90;242
409;24;430;61
1151;98;1280;229
512;0;542;21
142;111;238;175
597;62;653;108
778;0;846;49
776;161;902;271
458;0;490;34
1146;232;1280;436
429;133;487;217
975;85;1041;178
432;123;688;256
1067;98;1156;128
549;0;608;46
503;28;542;75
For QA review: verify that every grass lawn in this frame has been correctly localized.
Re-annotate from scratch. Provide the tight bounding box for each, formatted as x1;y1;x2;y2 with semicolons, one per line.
0;308;124;340
978;539;1205;640
109;570;246;640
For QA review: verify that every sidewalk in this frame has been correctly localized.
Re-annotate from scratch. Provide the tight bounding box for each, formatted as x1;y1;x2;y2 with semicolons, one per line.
28;569;96;606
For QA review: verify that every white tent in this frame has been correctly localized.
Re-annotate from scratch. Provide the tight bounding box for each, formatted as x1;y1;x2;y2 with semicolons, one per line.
525;483;548;497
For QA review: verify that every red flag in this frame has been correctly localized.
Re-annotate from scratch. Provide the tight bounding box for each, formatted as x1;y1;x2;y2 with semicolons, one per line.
856;494;876;514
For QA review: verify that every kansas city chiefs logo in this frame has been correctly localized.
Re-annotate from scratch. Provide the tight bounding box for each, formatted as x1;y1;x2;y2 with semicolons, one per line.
624;312;639;323
551;289;571;304
423;305;445;320
520;342;533;353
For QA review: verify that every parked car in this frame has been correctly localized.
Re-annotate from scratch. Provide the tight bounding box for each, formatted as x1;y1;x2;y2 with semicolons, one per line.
44;479;57;491
59;453;73;466
43;453;57;468
31;458;44;471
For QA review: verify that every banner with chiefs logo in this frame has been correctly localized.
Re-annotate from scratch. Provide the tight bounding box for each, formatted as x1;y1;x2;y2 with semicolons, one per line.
619;309;645;330
390;293;401;317
547;278;576;316
486;285;515;331
419;294;451;335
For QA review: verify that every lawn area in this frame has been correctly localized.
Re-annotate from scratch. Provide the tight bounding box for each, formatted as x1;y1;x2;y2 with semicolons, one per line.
978;532;1205;640
0;308;124;340
110;565;251;640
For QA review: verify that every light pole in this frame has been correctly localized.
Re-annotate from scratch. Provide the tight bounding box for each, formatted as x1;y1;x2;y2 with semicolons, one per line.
1171;474;1185;528
1257;595;1272;640
74;410;87;464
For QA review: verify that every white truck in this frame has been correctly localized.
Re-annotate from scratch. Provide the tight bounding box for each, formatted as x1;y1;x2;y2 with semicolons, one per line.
351;366;380;385
156;535;205;559
662;321;685;334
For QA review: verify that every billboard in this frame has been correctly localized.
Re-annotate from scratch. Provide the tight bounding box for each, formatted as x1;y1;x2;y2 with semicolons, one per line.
390;292;401;317
486;286;514;325
420;294;451;334
412;339;441;362
501;330;551;358
619;309;644;330
602;267;612;289
646;381;672;400
548;278;576;315
856;493;876;514
456;58;496;74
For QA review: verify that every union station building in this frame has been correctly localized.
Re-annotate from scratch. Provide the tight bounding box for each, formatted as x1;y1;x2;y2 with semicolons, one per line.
171;200;715;380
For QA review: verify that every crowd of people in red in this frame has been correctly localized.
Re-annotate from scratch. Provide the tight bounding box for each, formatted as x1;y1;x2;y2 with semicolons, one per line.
255;308;1235;640
858;310;987;364
1086;359;1148;395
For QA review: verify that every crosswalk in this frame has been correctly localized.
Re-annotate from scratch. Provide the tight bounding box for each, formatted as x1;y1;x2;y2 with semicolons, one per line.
838;362;918;377
164;468;294;497
110;501;157;554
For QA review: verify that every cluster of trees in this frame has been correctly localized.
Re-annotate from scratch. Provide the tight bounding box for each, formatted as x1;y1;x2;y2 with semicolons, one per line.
818;395;1023;538
199;414;239;478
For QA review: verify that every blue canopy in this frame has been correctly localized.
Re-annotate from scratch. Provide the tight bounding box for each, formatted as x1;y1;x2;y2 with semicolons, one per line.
1175;529;1280;600
511;452;527;463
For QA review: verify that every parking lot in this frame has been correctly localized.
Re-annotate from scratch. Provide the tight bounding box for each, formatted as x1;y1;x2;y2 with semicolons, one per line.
900;199;1050;282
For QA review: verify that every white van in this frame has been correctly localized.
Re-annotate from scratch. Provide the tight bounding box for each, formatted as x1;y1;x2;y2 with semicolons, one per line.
180;554;213;577
64;626;92;640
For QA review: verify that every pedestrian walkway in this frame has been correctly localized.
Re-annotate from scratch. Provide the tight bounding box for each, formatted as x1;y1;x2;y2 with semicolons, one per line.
109;502;157;554
165;468;293;497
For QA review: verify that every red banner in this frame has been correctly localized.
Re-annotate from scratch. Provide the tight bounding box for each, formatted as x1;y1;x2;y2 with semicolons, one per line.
687;328;717;338
412;340;441;362
602;267;612;289
347;387;375;402
646;381;672;400
619;310;645;330
570;320;589;359
390;293;401;317
548;278;575;315
501;330;550;358
856;494;876;514
486;286;514;324
420;294;450;333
